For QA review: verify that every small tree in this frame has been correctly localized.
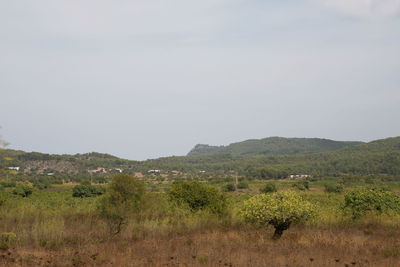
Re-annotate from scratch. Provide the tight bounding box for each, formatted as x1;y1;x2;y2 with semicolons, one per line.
324;183;344;193
292;180;309;191
98;174;145;235
12;183;33;197
260;183;277;193
237;181;249;189
73;184;105;198
241;191;315;239
168;182;227;216
223;183;236;192
342;188;400;219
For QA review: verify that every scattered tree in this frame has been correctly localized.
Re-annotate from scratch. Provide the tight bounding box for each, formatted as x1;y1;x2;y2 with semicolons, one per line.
12;183;33;197
342;188;400;219
98;174;145;235
72;184;105;198
260;183;277;193
168;182;227;215
241;191;315;239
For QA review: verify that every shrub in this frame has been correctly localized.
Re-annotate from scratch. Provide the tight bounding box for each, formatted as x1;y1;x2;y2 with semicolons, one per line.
342;188;400;219
324;183;344;193
237;181;249;189
260;183;277;193
292;180;309;191
0;181;16;188
223;183;236;192
168;182;227;216
241;191;315;239
0;232;17;250
72;184;105;198
12;183;33;197
98;174;145;235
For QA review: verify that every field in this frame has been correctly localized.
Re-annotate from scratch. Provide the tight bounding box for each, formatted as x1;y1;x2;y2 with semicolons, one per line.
1;178;400;266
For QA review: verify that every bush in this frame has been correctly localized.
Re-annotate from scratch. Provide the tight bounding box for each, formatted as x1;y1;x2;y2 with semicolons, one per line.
324;183;344;193
0;232;17;250
342;188;400;219
241;191;315;239
292;180;309;191
168;182;227;216
223;183;236;192
0;181;16;188
237;181;249;189
12;183;33;197
260;183;277;193
72;184;105;198
98;174;145;235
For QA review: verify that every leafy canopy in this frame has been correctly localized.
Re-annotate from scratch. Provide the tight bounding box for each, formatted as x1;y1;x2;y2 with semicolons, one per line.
241;191;315;239
98;174;145;234
343;188;400;219
168;182;227;215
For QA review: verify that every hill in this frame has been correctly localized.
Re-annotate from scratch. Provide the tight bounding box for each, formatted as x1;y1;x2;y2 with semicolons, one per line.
187;137;363;156
1;136;399;178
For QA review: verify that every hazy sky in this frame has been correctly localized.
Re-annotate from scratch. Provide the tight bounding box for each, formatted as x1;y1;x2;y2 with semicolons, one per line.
1;0;400;160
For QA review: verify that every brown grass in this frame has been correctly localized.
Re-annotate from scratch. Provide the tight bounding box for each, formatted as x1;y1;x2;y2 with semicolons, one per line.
1;226;399;266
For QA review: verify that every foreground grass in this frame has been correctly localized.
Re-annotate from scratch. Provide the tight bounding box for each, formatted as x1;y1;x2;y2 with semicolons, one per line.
1;182;400;266
1;226;400;266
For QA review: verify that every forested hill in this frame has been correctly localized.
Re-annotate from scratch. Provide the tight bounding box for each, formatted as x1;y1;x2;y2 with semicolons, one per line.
187;137;363;156
1;136;399;177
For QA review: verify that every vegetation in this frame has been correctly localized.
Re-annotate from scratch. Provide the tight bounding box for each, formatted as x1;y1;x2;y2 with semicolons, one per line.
12;183;33;197
98;174;145;235
168;182;227;215
187;137;362;156
72;184;105;198
342;188;400;219
260;182;277;193
241;191;315;239
324;183;344;193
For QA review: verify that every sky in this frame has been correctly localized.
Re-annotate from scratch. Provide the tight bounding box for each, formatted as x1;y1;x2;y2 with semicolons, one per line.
1;0;400;160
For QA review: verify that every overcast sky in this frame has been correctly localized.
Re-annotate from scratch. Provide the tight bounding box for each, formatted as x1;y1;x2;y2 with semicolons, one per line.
1;0;400;160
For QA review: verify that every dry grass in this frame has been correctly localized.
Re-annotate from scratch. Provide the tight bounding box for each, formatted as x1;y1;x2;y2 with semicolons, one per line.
1;226;399;266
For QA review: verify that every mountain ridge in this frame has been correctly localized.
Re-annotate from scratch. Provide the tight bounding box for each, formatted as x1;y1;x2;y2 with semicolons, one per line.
187;136;364;157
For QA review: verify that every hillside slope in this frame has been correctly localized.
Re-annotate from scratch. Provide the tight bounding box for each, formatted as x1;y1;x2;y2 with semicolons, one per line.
187;137;363;156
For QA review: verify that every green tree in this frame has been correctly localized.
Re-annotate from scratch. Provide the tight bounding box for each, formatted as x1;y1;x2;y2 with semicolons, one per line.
260;182;277;193
342;188;400;219
168;182;227;215
241;191;315;239
98;174;145;235
324;183;343;193
237;181;249;189
223;183;236;192
72;184;105;198
12;183;33;197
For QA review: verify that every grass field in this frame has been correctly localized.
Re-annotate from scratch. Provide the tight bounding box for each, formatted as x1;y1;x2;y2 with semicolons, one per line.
1;179;400;266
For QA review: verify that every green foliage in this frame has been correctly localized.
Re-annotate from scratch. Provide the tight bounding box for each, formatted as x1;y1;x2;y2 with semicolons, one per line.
292;180;309;191
168;182;227;215
12;183;33;197
0;232;17;250
260;183;277;193
98;174;145;235
342;188;400;219
223;183;236;192
0;181;16;188
237;181;249;189
241;191;315;239
72;184;105;198
188;137;362;157
324;183;344;193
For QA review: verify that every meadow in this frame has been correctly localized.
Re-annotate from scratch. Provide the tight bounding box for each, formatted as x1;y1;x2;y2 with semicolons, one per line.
0;177;400;266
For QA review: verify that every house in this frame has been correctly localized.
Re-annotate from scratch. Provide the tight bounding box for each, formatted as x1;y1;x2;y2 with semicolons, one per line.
289;174;310;179
147;169;161;174
7;167;20;171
